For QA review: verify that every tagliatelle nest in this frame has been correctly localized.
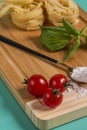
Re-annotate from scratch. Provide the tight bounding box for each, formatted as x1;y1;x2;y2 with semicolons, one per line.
0;1;45;30
45;0;79;25
0;0;79;30
11;2;45;30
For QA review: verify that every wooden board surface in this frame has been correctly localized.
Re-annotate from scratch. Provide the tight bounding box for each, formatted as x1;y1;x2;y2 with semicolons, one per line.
0;7;87;130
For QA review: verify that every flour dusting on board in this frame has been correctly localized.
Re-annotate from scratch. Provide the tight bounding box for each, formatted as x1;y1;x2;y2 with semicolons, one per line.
67;79;87;98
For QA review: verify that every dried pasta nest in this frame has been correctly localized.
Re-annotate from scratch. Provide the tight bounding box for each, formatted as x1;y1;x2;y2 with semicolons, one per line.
45;0;79;25
0;1;45;30
11;2;45;30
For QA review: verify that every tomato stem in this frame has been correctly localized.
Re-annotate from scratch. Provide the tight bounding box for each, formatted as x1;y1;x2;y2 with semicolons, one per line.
23;78;28;84
53;89;61;95
64;82;68;89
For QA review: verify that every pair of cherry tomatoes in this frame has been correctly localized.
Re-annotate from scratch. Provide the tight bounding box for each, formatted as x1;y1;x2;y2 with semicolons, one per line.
25;74;67;108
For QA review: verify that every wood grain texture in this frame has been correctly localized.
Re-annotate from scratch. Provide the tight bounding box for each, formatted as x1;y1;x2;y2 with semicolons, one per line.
0;8;87;130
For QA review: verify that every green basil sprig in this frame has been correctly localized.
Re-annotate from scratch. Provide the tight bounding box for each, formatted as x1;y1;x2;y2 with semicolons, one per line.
40;19;87;61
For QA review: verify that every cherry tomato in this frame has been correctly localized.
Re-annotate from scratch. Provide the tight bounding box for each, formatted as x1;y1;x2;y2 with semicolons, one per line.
43;88;63;108
27;74;48;97
49;74;67;92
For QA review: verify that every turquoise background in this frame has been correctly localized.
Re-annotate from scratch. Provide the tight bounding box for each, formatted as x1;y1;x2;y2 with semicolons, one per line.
0;0;87;130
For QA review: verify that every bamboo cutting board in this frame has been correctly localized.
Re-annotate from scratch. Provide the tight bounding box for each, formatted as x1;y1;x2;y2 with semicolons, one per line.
0;7;87;130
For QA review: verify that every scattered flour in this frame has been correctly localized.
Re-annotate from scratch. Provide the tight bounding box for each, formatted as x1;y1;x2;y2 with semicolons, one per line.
67;79;87;98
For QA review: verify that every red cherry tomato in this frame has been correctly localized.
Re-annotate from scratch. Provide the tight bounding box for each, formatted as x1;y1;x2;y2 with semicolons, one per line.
43;88;63;108
49;74;67;92
27;74;48;97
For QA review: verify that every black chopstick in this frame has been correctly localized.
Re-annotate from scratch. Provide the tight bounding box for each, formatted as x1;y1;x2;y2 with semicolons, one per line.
0;35;58;64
